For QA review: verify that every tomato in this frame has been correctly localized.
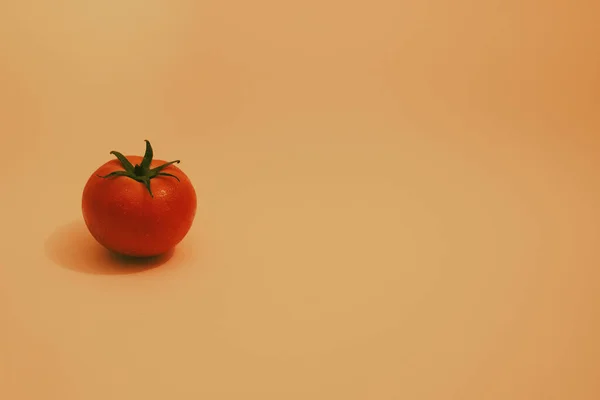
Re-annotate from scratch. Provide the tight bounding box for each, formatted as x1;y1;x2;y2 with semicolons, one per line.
82;140;197;257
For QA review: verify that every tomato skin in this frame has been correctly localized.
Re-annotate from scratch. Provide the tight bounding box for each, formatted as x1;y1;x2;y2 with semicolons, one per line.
82;155;197;257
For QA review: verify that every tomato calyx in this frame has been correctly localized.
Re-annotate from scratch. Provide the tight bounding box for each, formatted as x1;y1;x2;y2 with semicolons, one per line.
97;140;181;198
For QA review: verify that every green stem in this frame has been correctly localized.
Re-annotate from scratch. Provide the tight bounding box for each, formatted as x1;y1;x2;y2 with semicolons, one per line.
98;140;181;198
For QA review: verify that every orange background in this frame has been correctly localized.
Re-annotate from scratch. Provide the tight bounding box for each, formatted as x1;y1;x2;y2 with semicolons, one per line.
1;1;599;399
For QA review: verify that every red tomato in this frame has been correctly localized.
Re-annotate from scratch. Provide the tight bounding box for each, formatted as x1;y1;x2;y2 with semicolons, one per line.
82;140;197;257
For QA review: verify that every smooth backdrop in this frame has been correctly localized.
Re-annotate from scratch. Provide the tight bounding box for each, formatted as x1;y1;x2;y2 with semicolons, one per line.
1;1;599;399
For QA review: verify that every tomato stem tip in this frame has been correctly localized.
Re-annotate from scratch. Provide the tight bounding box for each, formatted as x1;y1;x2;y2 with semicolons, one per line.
97;140;181;198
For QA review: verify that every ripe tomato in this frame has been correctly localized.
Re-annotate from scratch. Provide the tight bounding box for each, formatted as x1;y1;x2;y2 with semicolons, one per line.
82;140;197;257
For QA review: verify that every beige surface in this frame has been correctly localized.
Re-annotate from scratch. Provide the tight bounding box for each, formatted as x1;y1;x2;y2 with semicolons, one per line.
1;1;600;399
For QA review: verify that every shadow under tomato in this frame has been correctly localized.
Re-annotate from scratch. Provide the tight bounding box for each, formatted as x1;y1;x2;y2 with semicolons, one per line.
44;221;174;275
